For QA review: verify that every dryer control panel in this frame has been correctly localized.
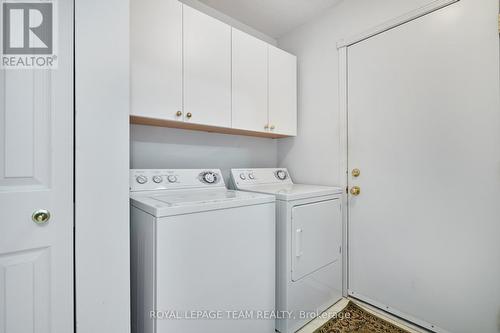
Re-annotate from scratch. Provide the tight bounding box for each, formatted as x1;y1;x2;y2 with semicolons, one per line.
230;168;294;187
130;169;225;192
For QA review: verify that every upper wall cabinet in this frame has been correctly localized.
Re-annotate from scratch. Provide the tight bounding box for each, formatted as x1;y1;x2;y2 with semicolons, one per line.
232;30;297;136
183;6;232;128
130;0;297;138
232;28;269;133
268;46;297;136
131;0;182;121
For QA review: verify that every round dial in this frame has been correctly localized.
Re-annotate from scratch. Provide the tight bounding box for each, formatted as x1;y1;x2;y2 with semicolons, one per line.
275;170;288;180
201;171;218;184
167;175;177;183
136;175;148;184
239;173;246;180
152;175;163;184
248;173;255;180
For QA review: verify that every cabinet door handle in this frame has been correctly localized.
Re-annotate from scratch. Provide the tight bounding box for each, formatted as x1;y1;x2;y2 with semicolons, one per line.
270;125;276;130
264;124;269;130
176;111;182;117
186;112;192;119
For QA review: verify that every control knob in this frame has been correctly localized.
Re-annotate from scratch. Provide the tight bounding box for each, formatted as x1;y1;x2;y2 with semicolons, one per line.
276;170;287;180
201;171;218;184
136;175;148;184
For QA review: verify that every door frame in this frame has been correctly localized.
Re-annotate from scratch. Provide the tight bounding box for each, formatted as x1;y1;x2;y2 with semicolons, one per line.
74;0;131;331
336;0;460;299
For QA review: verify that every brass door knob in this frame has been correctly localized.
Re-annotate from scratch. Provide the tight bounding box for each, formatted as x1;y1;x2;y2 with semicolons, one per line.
350;186;361;196
352;169;361;177
32;209;51;225
186;112;192;119
176;111;182;117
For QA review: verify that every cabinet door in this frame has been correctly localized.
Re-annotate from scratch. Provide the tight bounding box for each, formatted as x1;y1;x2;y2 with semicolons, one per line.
183;5;231;128
232;29;269;132
131;0;183;120
269;46;297;136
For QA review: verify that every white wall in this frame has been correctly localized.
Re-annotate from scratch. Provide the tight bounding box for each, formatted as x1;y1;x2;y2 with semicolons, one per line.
276;0;445;186
130;125;278;182
75;0;130;332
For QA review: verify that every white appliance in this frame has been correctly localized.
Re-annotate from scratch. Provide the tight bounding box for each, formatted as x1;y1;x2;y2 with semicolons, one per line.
130;169;276;333
230;168;343;333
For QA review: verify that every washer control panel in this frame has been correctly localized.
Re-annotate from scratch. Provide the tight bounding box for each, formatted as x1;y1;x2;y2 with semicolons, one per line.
130;169;224;192
230;168;293;187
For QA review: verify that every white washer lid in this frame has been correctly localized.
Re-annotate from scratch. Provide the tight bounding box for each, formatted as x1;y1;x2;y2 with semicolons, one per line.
236;184;343;201
130;189;275;217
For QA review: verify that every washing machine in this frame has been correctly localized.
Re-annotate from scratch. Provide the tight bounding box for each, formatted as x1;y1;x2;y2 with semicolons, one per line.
230;168;343;333
130;169;276;333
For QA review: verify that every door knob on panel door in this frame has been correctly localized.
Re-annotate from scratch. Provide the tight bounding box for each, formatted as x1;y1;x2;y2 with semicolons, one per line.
350;186;361;196
32;209;51;225
352;169;361;177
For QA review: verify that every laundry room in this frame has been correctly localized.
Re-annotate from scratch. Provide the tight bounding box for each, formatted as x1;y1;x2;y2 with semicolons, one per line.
1;0;500;333
129;0;500;331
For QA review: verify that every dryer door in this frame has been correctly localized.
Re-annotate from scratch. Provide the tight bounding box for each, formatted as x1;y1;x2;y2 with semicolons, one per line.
291;199;341;282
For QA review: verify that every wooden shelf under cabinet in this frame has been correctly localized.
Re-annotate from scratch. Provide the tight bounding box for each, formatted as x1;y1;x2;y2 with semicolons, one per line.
130;116;290;139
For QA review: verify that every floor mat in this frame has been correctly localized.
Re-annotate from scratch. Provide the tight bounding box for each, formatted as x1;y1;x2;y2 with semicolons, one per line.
313;301;411;333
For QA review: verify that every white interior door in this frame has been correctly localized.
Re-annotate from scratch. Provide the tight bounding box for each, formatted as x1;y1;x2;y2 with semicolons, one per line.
0;1;74;332
347;2;500;333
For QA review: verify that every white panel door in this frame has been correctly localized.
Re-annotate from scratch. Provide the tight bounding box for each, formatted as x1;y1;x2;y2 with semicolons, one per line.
268;46;297;136
347;2;500;333
131;0;182;121
183;5;231;128
291;199;341;282
0;0;73;332
231;28;268;132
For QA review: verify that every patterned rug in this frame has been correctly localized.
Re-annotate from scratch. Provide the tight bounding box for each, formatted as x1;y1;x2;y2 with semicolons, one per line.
313;302;411;333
